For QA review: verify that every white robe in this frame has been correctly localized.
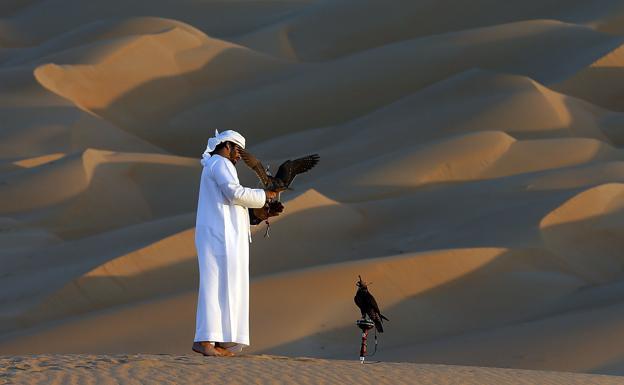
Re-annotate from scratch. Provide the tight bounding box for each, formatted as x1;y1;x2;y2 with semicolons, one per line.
194;154;266;348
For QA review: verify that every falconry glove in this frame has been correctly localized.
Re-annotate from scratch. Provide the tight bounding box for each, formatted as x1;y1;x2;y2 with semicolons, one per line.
249;201;284;224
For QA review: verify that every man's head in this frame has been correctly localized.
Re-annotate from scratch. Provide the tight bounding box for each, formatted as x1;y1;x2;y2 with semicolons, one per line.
214;141;242;165
204;129;246;165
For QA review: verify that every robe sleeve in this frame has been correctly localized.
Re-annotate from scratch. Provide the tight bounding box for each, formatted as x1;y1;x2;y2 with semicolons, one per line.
212;157;266;208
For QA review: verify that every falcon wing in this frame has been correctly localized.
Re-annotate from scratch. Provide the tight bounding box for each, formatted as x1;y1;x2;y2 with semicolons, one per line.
275;154;320;188
239;148;271;188
368;292;389;323
364;293;386;332
367;292;382;315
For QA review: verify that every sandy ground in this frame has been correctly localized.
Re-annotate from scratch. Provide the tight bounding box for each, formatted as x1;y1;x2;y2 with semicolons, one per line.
3;0;624;382
2;354;624;385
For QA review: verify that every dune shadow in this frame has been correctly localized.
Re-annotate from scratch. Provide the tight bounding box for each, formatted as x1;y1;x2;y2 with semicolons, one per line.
556;67;624;113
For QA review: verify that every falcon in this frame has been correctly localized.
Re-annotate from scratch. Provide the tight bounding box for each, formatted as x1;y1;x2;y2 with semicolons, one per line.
238;148;320;197
354;275;389;333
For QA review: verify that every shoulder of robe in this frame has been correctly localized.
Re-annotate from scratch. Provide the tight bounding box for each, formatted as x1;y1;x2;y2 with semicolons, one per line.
213;155;239;181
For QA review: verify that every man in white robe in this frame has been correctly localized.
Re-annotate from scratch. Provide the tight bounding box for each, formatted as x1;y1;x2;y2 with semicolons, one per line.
193;130;279;357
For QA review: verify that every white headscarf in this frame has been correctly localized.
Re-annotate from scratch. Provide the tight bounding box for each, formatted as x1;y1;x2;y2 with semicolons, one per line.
201;129;246;167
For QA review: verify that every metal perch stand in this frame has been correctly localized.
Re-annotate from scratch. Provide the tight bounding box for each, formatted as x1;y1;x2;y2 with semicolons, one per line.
356;318;376;363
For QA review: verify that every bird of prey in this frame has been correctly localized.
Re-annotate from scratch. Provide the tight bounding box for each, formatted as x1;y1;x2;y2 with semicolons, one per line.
354;275;389;333
238;148;320;197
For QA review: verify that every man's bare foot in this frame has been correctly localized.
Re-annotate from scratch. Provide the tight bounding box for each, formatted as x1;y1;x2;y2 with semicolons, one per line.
214;343;235;357
192;342;222;357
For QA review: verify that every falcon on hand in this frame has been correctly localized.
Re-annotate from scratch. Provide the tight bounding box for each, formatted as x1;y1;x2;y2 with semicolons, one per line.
239;149;319;237
238;148;320;197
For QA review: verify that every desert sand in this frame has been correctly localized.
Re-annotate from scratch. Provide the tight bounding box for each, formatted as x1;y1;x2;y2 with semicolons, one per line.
3;0;624;383
3;354;624;385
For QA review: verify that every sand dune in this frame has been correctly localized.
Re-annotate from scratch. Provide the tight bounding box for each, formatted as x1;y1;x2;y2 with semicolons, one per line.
0;0;309;47
255;131;622;207
4;0;624;381
0;150;201;332
595;6;624;34
0;248;582;354
0;105;162;158
384;297;624;374
307;132;622;199
21;225;197;330
3;17;209;67
0;64;162;158
237;0;624;61
524;161;624;190
0;149;199;237
341;69;615;142
32;17;291;152
0;213;194;333
245;69;619;178
554;43;624;111
540;183;624;282
174;21;623;149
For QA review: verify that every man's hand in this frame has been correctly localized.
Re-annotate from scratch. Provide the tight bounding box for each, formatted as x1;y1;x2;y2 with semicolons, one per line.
252;201;284;221
265;190;278;201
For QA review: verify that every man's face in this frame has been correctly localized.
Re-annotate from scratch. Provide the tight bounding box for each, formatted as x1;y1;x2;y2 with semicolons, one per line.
226;142;241;165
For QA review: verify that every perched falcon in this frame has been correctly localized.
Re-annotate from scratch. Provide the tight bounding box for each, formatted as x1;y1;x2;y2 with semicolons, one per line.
238;149;320;195
354;275;389;333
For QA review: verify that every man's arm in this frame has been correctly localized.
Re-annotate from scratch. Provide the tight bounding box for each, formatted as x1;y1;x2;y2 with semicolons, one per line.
212;158;266;208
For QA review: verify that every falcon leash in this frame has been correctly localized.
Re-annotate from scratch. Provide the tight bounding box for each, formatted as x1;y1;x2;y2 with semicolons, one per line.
264;220;271;238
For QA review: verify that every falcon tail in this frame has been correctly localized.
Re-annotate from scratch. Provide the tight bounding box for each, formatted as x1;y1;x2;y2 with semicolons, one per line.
371;313;385;333
373;317;384;333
